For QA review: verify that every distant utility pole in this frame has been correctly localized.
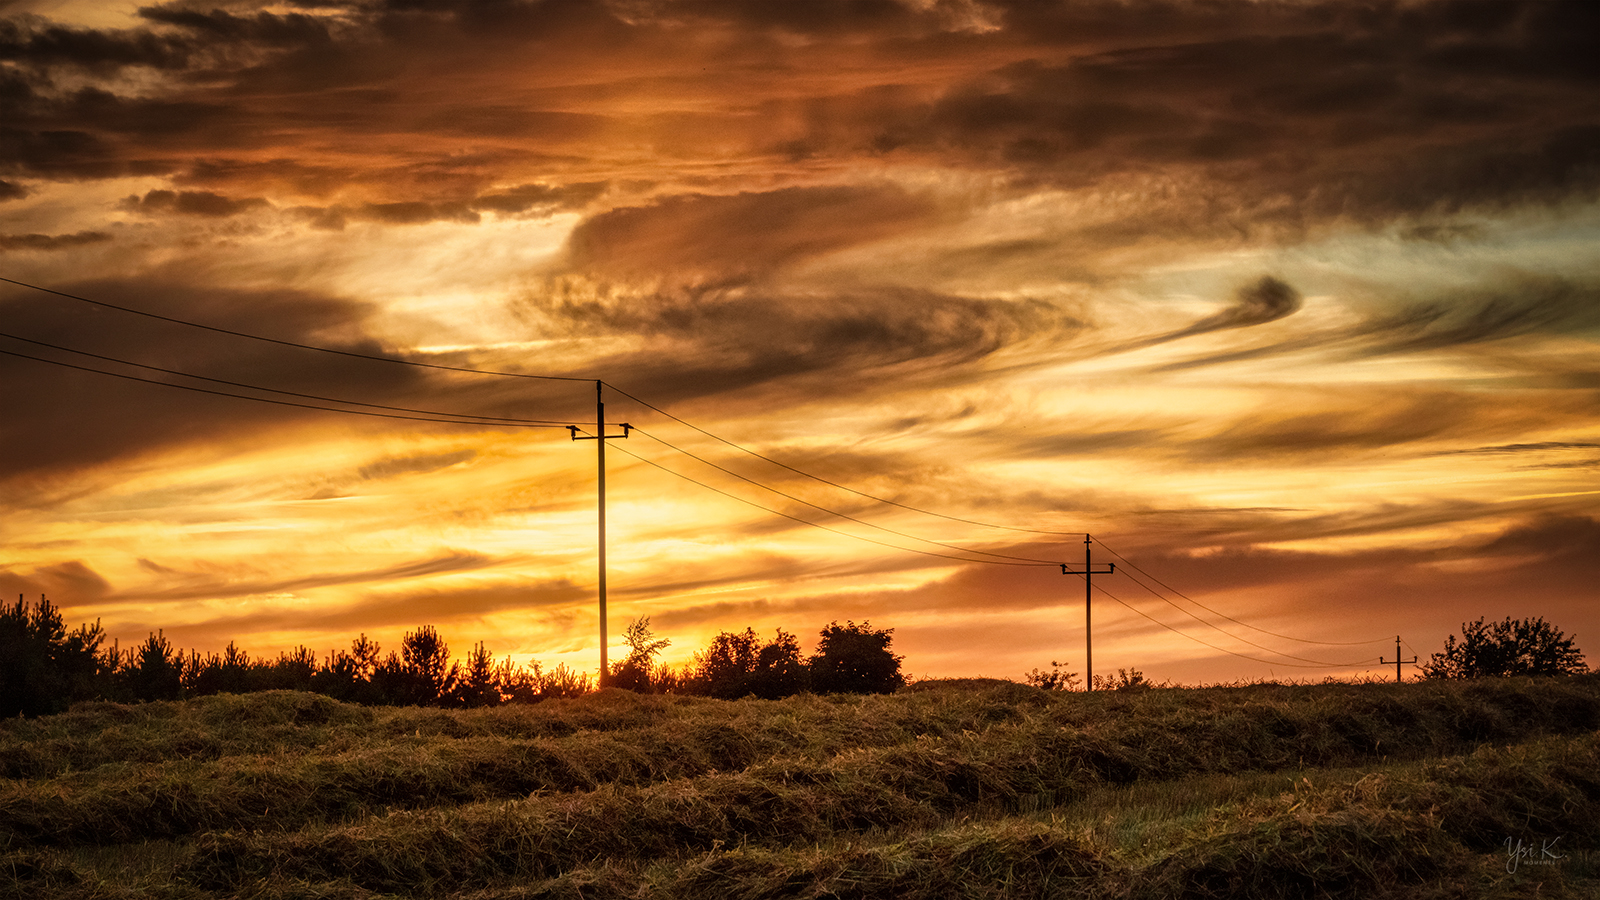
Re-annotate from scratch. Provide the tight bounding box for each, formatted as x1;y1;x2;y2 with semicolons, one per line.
568;380;630;685
1379;636;1417;683
1062;535;1114;691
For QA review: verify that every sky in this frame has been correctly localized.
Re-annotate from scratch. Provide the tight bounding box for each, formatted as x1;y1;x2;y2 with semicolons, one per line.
1;0;1597;686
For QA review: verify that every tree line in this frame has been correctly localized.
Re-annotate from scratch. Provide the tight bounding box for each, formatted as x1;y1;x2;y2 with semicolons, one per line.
1;596;903;718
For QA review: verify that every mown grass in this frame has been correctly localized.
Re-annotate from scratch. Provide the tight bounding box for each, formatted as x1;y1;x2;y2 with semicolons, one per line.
3;675;1598;899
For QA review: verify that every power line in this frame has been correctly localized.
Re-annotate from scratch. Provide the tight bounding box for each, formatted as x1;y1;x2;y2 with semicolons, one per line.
5;277;1089;537
6;277;1391;665
1106;562;1386;666
607;441;1057;568
602;381;1089;537
0;276;591;383
0;348;569;429
1095;540;1389;647
0;331;572;426
1088;580;1376;669
631;426;1062;566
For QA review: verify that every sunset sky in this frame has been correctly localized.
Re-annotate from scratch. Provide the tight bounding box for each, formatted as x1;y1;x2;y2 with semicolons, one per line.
2;0;1597;685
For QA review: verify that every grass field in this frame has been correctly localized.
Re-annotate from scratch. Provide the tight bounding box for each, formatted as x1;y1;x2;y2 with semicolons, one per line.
3;676;1598;898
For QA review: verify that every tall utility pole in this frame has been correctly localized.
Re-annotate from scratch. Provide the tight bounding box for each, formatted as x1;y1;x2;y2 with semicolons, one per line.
1062;535;1114;690
1379;636;1417;683
568;380;630;685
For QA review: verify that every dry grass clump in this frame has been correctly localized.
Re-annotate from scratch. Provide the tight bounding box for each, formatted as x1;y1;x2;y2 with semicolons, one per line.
177;731;1099;892
1133;731;1600;900
5;676;1600;899
665;820;1108;900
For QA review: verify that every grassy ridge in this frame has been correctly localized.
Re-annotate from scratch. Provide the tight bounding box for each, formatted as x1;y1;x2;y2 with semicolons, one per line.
3;676;1598;898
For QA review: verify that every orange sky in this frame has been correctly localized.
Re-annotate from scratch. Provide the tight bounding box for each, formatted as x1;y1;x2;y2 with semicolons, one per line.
2;0;1597;685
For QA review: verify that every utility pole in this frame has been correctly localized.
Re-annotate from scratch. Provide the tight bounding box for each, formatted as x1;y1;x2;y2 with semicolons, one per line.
1062;535;1114;691
1379;635;1417;683
568;380;630;685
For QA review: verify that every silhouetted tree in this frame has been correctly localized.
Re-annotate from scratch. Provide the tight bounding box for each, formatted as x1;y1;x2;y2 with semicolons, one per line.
1424;617;1587;679
494;656;542;703
373;625;459;706
128;631;184;702
310;649;366;702
809;621;902;694
1;595;107;717
610;617;670;693
538;662;592;699
260;646;317;692
459;641;501;707
749;628;808;699
688;628;762;698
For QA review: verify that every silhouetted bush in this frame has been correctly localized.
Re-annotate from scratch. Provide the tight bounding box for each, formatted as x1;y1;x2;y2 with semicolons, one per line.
684;627;810;698
1424;616;1587;679
808;620;903;694
609;617;670;693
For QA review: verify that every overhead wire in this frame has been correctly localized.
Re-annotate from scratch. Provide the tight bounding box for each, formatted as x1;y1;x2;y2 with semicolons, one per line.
604;439;1057;568
0;331;573;426
1096;540;1389;647
631;426;1063;566
602;381;1088;537
6;276;1393;662
5;275;1079;533
0;348;570;429
1101;562;1385;666
1085;580;1378;669
0;276;592;383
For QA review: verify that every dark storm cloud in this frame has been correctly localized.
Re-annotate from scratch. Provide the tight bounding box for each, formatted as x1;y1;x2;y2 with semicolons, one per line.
1441;441;1600;456
1179;276;1302;337
0;178;25;200
0;278;434;480
566;185;939;281
0;126;179;180
518;182;1075;401
3;0;1593;229
760;2;1600;225
1119;276;1303;355
358;449;477;481
353;200;479;225
1186;389;1502;462
119;188;270;217
470;181;608;216
113;550;500;603
0;560;112;606
1152;275;1600;374
0;230;111;250
0;16;194;70
533;279;1067;406
135;576;588;648
1357;277;1600;357
136;5;339;47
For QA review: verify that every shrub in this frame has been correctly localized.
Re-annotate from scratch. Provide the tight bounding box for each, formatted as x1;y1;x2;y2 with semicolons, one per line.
1024;662;1080;692
686;627;811;698
610;616;671;693
1424;617;1587;679
810;620;903;695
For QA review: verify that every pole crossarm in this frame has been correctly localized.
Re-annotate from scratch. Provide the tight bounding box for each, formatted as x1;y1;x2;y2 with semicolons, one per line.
1379;635;1418;683
568;424;633;441
1062;535;1115;691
